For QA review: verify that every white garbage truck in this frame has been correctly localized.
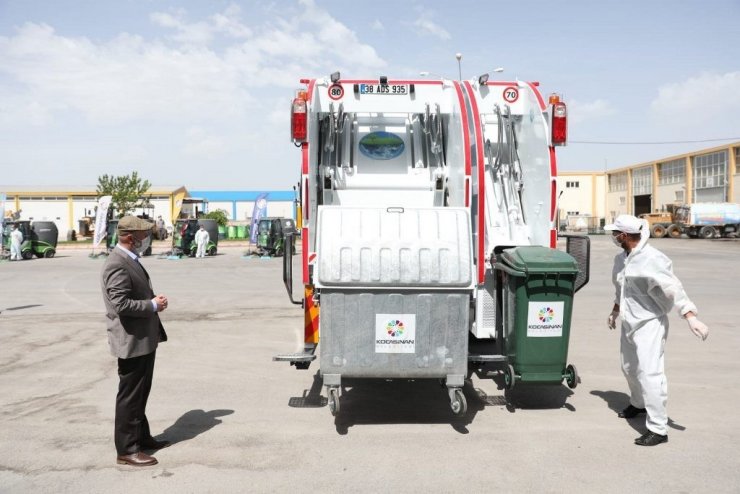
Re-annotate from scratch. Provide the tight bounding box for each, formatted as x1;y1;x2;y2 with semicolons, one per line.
275;73;590;416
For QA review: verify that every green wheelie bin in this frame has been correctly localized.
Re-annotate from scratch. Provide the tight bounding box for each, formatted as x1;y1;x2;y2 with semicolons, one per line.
495;246;580;389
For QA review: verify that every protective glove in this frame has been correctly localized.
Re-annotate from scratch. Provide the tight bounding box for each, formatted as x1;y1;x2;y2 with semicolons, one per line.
686;316;709;341
607;310;619;330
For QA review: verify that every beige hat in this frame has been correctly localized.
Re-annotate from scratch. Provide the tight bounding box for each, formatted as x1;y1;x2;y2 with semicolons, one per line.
117;215;153;233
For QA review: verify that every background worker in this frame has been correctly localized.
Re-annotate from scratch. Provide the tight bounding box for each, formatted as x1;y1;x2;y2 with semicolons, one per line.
10;223;23;260
605;214;709;447
101;216;170;467
194;224;209;258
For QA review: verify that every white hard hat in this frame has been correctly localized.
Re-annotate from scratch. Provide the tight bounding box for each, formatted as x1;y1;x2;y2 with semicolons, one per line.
604;214;643;234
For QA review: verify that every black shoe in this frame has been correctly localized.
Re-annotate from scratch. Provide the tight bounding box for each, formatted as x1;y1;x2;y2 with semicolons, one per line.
635;431;668;446
618;405;647;418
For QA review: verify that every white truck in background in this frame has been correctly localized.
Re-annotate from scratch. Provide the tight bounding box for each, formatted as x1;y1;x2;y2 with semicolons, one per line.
672;202;740;239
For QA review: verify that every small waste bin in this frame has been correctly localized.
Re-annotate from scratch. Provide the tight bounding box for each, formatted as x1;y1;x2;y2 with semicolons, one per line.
227;225;237;239
496;246;580;389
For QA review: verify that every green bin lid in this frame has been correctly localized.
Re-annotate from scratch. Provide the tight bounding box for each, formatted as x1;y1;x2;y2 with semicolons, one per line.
501;246;578;274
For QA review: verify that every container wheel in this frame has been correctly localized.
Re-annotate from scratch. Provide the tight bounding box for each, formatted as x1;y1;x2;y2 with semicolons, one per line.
666;224;682;238
22;250;33;260
450;388;467;416
44;249;55;258
565;364;579;389
650;224;667;238
699;226;715;239
207;246;217;256
328;388;340;416
504;364;516;390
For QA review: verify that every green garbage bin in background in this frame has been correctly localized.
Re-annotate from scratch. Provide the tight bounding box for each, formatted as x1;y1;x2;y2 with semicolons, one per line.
227;225;237;239
495;246;580;389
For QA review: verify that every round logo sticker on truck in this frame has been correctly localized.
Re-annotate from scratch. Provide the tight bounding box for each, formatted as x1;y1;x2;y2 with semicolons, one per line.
328;84;344;100
503;86;519;103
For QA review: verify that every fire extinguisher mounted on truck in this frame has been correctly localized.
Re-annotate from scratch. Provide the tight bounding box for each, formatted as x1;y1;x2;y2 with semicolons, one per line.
275;72;590;417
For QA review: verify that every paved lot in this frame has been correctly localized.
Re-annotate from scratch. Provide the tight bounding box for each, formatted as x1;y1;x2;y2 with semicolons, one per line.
0;236;738;493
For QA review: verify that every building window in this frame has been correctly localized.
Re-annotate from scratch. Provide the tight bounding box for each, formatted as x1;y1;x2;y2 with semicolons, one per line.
566;211;580;216
675;190;684;202
619;196;626;205
609;172;627;192
632;166;652;195
735;147;740;174
566;181;580;188
659;158;686;185
693;151;727;189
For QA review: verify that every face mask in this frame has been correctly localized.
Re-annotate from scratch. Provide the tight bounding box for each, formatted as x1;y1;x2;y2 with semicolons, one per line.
611;233;623;248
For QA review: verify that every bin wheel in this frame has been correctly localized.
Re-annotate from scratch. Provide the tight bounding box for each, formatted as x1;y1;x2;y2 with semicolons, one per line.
22;250;33;260
565;364;579;389
328;388;340;416
504;364;516;390
450;388;467;416
44;249;55;258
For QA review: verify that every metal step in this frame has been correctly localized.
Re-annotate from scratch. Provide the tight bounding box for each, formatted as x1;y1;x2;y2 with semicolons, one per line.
273;353;317;363
468;354;507;364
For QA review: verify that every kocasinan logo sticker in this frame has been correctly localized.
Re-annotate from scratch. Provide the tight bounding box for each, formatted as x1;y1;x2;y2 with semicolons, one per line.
386;319;405;337
358;131;405;160
538;307;555;323
527;302;565;337
375;314;415;353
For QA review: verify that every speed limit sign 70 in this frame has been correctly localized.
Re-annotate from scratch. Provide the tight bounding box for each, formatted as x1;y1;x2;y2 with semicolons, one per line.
503;87;519;103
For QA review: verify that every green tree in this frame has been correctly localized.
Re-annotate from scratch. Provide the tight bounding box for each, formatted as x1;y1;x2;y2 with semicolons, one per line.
96;172;152;218
204;209;229;227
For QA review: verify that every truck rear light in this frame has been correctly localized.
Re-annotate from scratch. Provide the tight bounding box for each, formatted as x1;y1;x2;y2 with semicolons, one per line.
291;90;308;143
550;94;567;146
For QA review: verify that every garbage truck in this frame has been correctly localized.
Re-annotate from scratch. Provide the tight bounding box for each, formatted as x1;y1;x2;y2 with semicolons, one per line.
274;73;590;416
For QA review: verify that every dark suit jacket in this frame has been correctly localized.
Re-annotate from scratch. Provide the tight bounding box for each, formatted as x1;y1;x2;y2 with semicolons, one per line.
101;246;167;359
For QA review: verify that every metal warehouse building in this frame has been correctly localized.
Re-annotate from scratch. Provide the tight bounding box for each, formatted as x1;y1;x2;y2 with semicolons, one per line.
556;141;740;229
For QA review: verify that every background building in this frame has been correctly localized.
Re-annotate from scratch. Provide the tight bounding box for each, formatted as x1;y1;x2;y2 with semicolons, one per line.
189;190;297;221
556;141;739;231
606;141;739;220
0;185;188;240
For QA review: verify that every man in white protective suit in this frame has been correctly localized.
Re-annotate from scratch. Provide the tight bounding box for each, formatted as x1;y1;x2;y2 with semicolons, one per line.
605;214;709;447
194;224;209;258
10;224;24;260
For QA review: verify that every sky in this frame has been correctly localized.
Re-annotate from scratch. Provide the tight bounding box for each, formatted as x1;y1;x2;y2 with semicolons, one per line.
1;0;739;190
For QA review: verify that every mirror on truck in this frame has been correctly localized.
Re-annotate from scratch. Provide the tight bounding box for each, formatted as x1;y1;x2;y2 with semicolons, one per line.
282;233;303;306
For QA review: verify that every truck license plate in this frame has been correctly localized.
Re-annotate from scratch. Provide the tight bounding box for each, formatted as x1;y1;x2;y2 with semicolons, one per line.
359;84;409;95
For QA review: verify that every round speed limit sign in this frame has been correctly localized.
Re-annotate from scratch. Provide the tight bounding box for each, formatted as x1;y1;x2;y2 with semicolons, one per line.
503;87;519;103
328;84;344;100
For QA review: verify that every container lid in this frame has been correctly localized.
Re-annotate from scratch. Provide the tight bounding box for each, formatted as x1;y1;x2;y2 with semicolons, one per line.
501;246;578;274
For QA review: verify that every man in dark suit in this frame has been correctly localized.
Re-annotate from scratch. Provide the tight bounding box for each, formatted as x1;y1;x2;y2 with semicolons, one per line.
101;215;170;467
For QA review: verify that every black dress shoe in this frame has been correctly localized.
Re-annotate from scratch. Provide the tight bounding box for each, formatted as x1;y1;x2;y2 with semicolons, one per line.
635;431;668;446
117;452;158;466
141;438;171;450
618;405;647;418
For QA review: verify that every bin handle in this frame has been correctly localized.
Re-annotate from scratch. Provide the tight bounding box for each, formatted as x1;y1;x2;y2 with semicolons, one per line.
493;262;527;277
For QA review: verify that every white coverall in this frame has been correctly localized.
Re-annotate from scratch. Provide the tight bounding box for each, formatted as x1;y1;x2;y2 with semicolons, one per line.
612;225;697;435
10;228;23;260
194;228;209;258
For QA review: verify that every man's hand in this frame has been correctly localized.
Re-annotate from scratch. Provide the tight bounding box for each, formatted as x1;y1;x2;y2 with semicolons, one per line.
686;315;709;341
607;310;619;330
153;294;168;312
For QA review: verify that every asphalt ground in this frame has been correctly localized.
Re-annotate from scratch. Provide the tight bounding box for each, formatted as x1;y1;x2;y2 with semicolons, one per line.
0;236;738;493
